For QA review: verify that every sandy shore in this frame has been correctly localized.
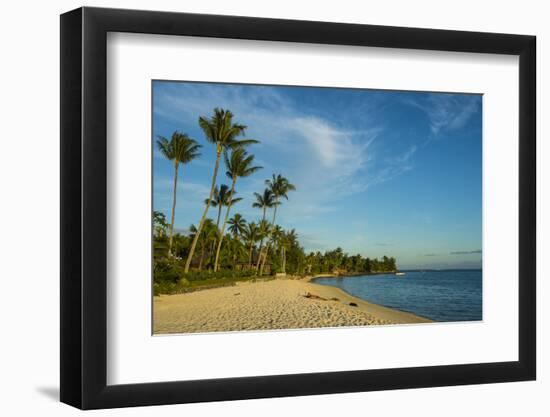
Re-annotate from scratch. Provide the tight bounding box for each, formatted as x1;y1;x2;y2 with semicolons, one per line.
154;276;431;334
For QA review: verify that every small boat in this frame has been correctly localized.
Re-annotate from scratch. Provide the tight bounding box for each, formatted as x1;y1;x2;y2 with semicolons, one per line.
395;272;406;276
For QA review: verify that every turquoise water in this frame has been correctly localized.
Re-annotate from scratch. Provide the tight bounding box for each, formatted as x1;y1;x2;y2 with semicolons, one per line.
314;270;482;322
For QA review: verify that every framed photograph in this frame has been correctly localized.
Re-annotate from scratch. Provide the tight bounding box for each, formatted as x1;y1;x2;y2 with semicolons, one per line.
60;6;536;409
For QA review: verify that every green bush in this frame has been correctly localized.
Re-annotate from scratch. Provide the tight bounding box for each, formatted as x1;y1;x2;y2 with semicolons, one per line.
153;267;259;295
153;258;183;284
181;269;256;282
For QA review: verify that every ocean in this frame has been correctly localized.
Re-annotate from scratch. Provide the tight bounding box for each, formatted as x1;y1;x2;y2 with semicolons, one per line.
314;270;482;322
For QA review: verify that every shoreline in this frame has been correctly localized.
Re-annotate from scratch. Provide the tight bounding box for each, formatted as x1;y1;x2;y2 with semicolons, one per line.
154;275;431;334
301;274;432;324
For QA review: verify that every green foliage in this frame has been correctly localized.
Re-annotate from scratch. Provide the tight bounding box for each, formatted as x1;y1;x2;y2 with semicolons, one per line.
153;257;183;284
153;267;258;295
156;131;201;164
153;211;168;238
181;269;256;282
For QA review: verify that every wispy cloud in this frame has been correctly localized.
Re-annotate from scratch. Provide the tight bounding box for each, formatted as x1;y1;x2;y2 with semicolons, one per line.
404;93;481;136
153;82;390;223
449;249;482;255
366;144;417;187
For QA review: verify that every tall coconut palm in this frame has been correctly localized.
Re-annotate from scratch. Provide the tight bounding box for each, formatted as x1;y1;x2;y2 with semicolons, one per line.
156;132;201;255
252;188;276;269
259;174;296;275
214;149;262;271
184;108;258;272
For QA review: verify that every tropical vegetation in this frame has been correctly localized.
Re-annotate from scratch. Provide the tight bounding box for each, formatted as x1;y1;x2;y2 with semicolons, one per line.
154;107;397;295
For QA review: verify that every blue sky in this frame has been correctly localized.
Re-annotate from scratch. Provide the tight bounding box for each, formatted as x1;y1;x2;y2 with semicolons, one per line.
153;81;482;269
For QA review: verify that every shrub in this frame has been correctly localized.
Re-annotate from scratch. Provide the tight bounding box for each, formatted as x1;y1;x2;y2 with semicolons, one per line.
180;269;256;282
153;268;259;295
153;258;183;284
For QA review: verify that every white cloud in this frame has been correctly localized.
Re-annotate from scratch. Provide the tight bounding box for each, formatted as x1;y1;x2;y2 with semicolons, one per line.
404;93;480;136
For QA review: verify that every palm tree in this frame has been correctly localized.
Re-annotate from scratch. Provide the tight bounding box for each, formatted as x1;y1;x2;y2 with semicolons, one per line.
259;174;296;275
280;228;297;274
156;132;201;255
255;219;271;270
189;219;217;270
153;211;168;238
206;185;229;230
241;222;259;268
252;188;275;223
206;184;242;256
227;236;247;270
228;213;247;238
214;149;262;271
206;185;244;231
252;188;276;269
184;108;258;272
269;225;283;272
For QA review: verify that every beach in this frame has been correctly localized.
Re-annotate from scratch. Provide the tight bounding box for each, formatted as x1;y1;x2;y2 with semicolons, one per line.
153;277;431;334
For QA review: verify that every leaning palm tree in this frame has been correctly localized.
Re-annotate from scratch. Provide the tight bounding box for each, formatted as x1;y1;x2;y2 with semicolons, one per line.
214;149;262;271
184;108;258;272
252;188;276;270
259;174;296;275
156;131;201;255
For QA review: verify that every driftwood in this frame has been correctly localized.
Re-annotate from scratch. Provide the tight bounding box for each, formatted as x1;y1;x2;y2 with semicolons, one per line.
303;292;327;301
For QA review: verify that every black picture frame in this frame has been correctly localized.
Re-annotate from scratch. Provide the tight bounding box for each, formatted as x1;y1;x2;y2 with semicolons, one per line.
60;6;536;410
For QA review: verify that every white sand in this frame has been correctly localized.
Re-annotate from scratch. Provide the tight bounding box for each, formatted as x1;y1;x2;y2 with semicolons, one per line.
154;278;430;334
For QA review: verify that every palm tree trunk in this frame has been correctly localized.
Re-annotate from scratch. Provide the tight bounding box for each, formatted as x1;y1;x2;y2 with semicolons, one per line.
248;243;253;268
168;161;179;255
198;246;205;270
184;148;221;273
211;205;223;257
214;177;236;272
255;249;262;271
254;207;267;270
259;203;278;276
282;246;286;274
